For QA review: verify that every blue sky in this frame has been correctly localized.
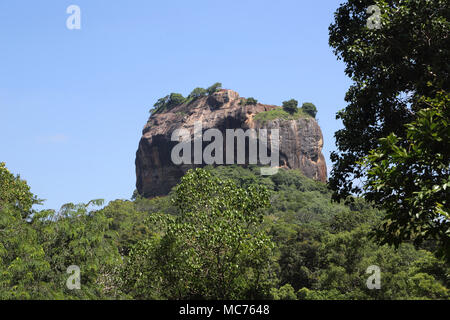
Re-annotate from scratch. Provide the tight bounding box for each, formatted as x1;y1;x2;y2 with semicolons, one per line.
0;0;351;210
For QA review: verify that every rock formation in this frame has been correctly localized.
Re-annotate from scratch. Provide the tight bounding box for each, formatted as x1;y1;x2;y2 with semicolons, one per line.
136;89;327;198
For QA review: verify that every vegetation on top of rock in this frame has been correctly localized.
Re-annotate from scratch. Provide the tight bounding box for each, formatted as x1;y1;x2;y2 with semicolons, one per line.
254;107;311;123
245;97;258;105
150;93;186;114
253;100;318;123
188;87;207;100
282;99;299;114
239;97;259;106
149;83;224;114
206;82;222;95
302;103;317;118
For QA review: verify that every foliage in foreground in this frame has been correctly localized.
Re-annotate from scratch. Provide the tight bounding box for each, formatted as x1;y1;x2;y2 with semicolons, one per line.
328;0;450;258
364;91;450;261
122;169;276;299
329;0;450;201
0;164;448;300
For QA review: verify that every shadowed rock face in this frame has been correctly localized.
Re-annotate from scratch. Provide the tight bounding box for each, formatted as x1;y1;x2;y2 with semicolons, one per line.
136;89;327;198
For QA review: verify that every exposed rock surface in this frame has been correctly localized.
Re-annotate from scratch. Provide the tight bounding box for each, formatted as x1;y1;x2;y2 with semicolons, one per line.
136;89;327;198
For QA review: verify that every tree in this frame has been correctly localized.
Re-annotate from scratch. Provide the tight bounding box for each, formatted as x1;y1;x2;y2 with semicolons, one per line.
246;97;258;105
276;224;323;291
32;200;122;299
270;284;297;300
364;91;450;261
122;168;276;299
188;87;207;100
99;200;151;256
328;0;450;201
302;103;317;118
167;93;185;108
282;99;299;115
0;162;39;219
0;206;52;299
206;82;222;95
328;0;450;258
151;95;169;114
151;93;186;114
2;163;448;299
0;163;52;299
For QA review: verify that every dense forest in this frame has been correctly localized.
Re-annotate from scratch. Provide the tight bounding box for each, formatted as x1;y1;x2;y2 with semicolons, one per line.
1;163;448;299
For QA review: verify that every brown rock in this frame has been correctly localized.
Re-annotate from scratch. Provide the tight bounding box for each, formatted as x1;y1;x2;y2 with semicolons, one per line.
136;89;327;198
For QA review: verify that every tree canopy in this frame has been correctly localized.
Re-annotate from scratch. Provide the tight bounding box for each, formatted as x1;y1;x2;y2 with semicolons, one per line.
329;0;450;200
328;0;450;259
207;82;223;95
1;163;448;299
282;99;299;115
122;169;276;299
302;103;318;118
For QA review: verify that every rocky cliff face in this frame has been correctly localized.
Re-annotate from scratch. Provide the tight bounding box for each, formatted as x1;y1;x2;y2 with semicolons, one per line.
136;89;327;198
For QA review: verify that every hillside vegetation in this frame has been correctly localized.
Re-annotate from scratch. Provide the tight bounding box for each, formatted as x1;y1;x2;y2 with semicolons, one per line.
1;162;448;300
